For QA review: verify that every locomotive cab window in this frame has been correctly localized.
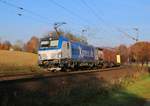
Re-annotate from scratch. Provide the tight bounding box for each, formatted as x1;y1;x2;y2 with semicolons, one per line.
40;40;50;48
50;40;59;48
40;40;59;48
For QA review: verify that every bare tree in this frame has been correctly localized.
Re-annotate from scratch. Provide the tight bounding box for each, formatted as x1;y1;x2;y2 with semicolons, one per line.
65;32;80;42
0;40;11;50
3;41;11;50
25;36;39;53
13;40;24;51
129;41;150;66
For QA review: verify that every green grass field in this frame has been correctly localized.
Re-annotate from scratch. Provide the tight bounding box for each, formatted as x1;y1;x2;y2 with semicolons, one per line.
0;50;42;74
126;75;150;99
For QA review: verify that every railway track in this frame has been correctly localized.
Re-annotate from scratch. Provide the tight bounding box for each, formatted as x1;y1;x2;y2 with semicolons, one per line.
0;66;127;82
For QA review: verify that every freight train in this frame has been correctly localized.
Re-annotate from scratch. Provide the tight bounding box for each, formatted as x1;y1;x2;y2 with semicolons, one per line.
38;35;121;71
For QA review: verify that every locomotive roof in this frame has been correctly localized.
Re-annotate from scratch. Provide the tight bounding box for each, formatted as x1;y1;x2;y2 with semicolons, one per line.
40;36;59;41
40;35;94;48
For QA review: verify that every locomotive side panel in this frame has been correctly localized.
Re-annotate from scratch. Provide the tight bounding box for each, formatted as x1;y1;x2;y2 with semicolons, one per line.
62;41;71;59
71;42;80;61
70;42;97;67
79;44;95;62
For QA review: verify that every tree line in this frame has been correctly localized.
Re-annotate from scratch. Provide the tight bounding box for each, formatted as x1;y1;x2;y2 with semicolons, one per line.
116;42;150;65
0;36;39;53
0;32;150;65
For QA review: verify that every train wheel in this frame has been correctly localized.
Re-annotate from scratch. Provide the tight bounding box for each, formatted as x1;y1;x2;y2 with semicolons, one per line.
61;65;72;72
66;69;71;72
72;62;78;71
89;63;94;70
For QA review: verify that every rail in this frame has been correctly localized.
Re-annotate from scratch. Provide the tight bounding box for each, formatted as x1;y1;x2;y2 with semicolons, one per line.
0;66;127;82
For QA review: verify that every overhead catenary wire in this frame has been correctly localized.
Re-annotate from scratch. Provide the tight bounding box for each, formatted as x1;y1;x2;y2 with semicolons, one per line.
80;0;116;36
118;29;138;41
49;0;107;40
0;0;88;37
80;0;138;42
0;0;138;42
81;0;105;24
0;0;52;25
0;0;113;38
47;0;90;24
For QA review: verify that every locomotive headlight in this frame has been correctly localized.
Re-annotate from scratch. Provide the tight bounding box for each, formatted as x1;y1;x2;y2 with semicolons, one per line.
57;52;62;58
58;54;61;58
39;53;47;60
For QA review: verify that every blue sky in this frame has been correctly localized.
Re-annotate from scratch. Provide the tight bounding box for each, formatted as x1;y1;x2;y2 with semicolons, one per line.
0;0;150;47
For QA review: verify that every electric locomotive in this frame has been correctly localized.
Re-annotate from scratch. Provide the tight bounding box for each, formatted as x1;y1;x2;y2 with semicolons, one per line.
38;35;100;71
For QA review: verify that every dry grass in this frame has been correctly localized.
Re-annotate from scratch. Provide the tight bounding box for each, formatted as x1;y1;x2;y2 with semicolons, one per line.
0;50;38;66
0;50;42;74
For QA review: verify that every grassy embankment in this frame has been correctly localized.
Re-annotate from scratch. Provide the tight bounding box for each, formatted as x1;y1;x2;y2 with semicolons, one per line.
48;74;149;106
4;73;149;106
126;75;150;99
0;50;41;75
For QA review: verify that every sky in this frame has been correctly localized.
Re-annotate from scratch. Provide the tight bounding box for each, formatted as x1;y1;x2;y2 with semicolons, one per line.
0;0;150;47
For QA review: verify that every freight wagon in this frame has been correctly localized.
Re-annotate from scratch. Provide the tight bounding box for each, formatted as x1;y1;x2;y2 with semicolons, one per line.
96;47;121;68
